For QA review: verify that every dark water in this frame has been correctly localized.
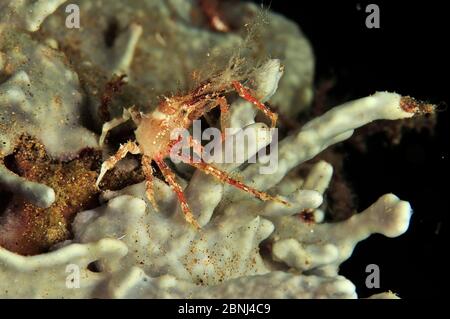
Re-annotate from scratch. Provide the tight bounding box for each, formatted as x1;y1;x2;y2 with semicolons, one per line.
269;0;449;298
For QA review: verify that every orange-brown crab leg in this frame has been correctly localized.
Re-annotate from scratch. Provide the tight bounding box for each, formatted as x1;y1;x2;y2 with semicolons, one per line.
99;106;142;147
199;0;230;32
180;139;290;206
216;96;231;142
232;81;278;128
154;156;200;229
141;155;159;211
96;141;141;188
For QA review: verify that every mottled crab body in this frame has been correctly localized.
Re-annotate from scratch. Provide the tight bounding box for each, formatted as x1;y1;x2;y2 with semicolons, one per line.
134;109;182;158
96;60;288;228
134;92;215;158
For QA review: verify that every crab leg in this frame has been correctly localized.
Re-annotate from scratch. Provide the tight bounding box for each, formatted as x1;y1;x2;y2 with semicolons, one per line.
141;155;159;211
232;81;278;128
179;148;290;206
199;0;230;32
217;96;230;140
155;156;200;229
96;141;141;187
99;106;141;146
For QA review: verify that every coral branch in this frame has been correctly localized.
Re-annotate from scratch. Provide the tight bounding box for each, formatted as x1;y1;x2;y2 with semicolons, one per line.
0;0;67;32
0;164;55;208
239;92;429;192
271;193;412;274
110;23;143;76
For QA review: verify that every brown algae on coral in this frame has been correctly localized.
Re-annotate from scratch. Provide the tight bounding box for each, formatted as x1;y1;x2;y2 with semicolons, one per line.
0;136;100;255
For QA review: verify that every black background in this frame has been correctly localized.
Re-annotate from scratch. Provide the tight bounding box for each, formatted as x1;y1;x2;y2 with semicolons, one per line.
268;0;449;298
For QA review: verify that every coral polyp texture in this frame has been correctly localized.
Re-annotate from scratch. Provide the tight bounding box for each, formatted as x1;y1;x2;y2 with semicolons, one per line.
0;0;433;299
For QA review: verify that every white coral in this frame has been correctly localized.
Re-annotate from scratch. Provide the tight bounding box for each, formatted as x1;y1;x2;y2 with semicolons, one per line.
74;194;275;285
0;0;67;32
0;1;423;299
0;238;127;298
270;193;411;275
0;31;98;157
106;268;356;299
0;64;416;298
38;0;314;126
71;81;415;299
0;26;98;206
